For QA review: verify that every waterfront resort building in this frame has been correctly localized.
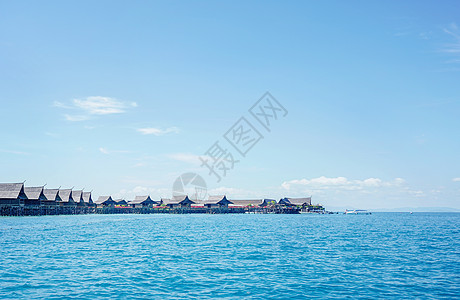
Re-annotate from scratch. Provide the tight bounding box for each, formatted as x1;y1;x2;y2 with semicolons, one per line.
82;192;94;206
130;195;158;208
24;186;47;206
58;189;75;206
95;196;117;207
71;190;85;206
229;199;264;207
278;197;312;207
0;183;28;206
199;195;232;208
161;195;194;208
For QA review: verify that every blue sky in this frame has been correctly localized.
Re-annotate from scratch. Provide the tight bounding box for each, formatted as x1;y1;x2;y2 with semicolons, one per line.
1;1;459;209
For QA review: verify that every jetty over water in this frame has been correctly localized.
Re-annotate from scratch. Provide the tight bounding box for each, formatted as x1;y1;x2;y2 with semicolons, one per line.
0;183;325;216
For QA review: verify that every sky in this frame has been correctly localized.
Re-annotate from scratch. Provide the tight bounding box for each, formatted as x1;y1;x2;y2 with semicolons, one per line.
1;0;459;210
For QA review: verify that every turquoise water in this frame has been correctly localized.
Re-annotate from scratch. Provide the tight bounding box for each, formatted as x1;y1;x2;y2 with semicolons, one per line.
1;213;459;299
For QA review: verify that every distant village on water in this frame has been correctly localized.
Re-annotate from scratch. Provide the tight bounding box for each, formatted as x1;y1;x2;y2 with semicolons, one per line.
0;182;327;216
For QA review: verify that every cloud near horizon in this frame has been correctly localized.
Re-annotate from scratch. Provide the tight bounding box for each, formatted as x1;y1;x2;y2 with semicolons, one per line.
453;177;460;182
137;127;180;136
281;176;405;191
54;96;137;121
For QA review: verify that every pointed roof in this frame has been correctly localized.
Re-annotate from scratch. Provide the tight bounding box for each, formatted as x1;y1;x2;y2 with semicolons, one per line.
280;197;311;206
115;199;128;205
71;190;83;203
24;186;47;201
82;192;93;203
0;183;27;199
133;195;151;202
43;189;61;201
132;195;158;204
95;196;116;205
200;195;230;205
172;195;189;202
162;195;194;205
59;189;73;202
229;199;264;207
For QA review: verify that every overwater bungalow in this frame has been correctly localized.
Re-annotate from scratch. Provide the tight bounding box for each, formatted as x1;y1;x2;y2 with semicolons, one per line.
130;195;157;208
161;195;194;208
262;199;277;207
59;189;75;206
24;186;47;206
82;191;94;207
43;188;61;206
279;197;312;207
200;195;232;208
0;182;27;206
229;199;264;207
115;199;128;206
71;190;85;206
96;196;117;207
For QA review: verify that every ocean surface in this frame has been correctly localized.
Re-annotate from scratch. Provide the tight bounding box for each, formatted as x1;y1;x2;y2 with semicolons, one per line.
1;213;459;299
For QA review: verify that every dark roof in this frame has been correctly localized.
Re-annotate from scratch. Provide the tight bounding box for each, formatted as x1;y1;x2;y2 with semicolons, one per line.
131;195;157;204
115;199;128;205
95;196;114;204
24;186;46;201
172;195;189;202
0;183;25;199
161;196;194;205
229;199;264;206
200;195;230;205
59;189;73;202
43;189;60;201
281;197;312;205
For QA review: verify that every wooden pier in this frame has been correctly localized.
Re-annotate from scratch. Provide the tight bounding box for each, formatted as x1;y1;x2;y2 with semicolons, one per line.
0;205;301;217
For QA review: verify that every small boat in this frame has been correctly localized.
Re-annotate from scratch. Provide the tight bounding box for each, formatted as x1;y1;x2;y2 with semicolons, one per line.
344;209;371;215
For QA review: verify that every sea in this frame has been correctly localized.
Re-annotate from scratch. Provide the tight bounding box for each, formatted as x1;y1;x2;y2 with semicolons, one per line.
1;213;459;299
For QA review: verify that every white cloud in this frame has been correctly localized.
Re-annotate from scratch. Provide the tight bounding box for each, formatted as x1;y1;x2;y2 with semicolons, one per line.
0;149;30;155
55;96;136;121
137;127;180;136
99;147;131;155
442;23;460;59
282;176;405;191
167;153;202;164
113;186;170;200
64;114;90;121
99;147;109;154
453;178;460;182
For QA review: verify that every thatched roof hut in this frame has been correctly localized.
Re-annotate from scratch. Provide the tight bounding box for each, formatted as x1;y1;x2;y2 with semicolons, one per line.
161;195;194;207
82;192;94;206
95;196;116;206
199;195;232;207
229;199;264;207
71;190;85;206
130;195;158;207
24;186;47;206
59;189;74;205
115;199;128;205
261;199;277;206
43;189;62;204
0;183;27;206
279;197;311;206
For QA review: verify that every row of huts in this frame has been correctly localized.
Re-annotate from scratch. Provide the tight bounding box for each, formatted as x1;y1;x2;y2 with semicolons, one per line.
0;182;315;209
98;195;313;208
